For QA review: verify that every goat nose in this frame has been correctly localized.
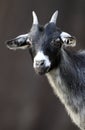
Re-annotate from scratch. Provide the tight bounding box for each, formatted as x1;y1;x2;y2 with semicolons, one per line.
35;60;45;68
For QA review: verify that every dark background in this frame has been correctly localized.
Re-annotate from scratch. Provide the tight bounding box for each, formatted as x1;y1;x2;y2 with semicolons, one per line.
0;0;85;130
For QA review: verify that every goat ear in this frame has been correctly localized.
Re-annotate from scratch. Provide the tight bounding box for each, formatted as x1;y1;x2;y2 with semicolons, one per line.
6;34;31;50
60;32;76;47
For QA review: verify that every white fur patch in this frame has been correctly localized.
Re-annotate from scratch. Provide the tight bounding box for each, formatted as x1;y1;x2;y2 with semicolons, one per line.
33;51;51;68
60;32;71;37
60;32;71;43
17;34;28;39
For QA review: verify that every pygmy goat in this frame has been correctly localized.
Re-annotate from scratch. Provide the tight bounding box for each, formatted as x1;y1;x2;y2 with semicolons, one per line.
6;11;85;130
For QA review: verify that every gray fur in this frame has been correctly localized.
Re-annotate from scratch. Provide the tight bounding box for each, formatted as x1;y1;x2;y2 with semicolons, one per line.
46;49;85;130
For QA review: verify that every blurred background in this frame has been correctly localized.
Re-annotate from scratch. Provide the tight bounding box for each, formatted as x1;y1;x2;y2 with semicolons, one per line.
0;0;85;130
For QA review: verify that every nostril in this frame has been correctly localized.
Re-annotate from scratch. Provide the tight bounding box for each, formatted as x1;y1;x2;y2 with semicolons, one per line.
40;60;45;66
35;60;45;67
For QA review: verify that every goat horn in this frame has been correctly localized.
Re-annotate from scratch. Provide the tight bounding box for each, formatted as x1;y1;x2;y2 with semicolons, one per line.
50;10;58;24
32;11;39;25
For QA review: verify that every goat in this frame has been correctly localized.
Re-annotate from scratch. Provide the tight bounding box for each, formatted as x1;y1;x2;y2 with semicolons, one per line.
6;10;85;130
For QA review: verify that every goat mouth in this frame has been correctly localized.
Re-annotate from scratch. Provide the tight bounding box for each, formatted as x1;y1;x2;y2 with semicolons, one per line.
34;67;50;75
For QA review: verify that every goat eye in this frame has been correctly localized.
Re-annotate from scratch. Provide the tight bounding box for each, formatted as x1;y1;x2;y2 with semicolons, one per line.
50;38;61;48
